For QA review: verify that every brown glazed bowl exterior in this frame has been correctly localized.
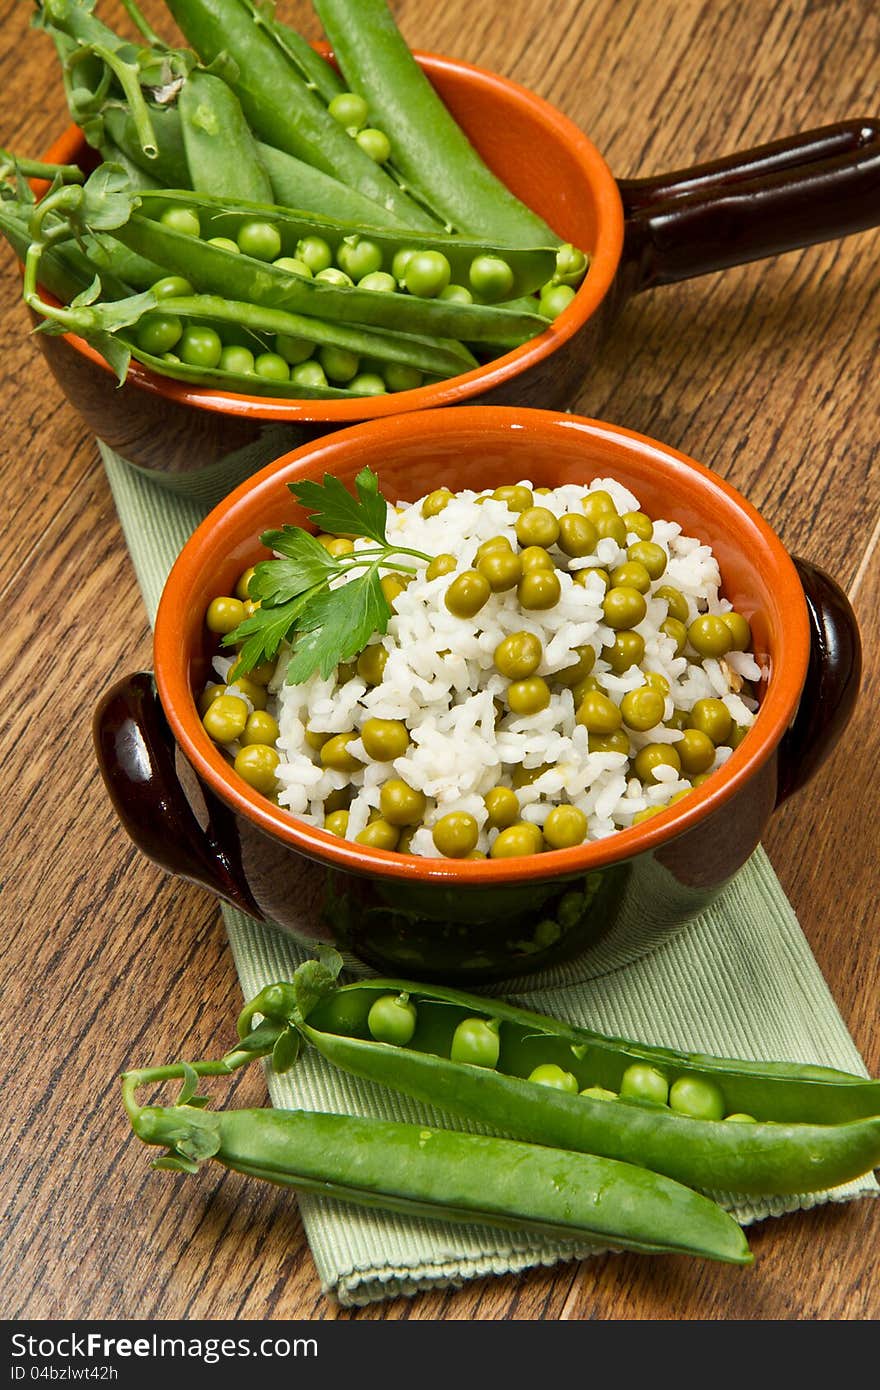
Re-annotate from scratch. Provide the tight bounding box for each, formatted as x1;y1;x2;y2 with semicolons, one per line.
37;56;623;476
93;407;861;984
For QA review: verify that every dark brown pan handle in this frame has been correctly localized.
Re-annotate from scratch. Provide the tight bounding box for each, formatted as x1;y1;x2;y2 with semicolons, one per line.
618;120;880;289
93;671;259;915
775;557;862;806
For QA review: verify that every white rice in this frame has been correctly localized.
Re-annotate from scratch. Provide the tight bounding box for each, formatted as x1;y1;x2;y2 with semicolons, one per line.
214;479;763;855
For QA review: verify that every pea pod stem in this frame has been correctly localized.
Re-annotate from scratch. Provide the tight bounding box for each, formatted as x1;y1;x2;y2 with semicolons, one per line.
122;1066;752;1265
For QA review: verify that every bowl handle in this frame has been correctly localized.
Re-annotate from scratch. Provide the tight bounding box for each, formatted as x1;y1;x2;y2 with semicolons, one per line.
775;557;862;806
618;119;880;289
93;671;260;915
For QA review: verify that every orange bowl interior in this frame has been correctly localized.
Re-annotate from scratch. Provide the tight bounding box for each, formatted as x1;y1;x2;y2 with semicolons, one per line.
155;407;810;883
41;50;624;422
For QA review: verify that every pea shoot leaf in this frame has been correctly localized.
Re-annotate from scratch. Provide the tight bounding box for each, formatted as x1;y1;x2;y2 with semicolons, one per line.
285;568;391;683
78;162;141;232
288;467;388;545
271;1028;301;1074
290;948;345;1022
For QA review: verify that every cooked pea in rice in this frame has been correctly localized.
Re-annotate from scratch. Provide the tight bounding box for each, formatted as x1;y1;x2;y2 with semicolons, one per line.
215;480;762;855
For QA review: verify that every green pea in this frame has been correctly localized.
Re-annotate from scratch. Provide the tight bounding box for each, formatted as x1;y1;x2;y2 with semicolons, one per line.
355;818;400;850
379;778;426;826
272;256;312;277
674;727;716;775
320;733;362;772
554;243;589;286
688;614;734;657
254;352;290;382
240;710;279;747
361;718;410;761
610;561;652;594
367;993;417;1045
202;694;248;744
383;361;422;392
328;90;369;132
484;786;519;829
558;513;598;557
632;743;682;783
518;569;561;610
350;372;387;396
179;325;222;369
233;743;280;794
601;630;645;674
205;595;245;633
669;1076;726;1122
573;566;610;591
506;676;551;715
236;220;282;261
450;1018;501;1068
621;511;653;541
655;586;689;623
528;1063;578;1092
580;1085;617;1101
620;686;666;732
489;822;543;858
576;689;622;734
219;344;256;375
494;631;543;679
356;127;392;163
661;616;688;655
620;1063;669;1105
391;247;416;282
422;488;453;517
337;237;383;281
588;730;631;755
136;313;182;355
315;266;354;287
275;334;315;365
403;250;452;298
721;610;752;651
492;484;534;512
359;270;398;293
324;809;350;837
207;235;240;253
432;812;479;858
291;360;329;389
159;205;200;237
627;541;667;579
554;645;595;688
425;553;457;581
724;1112;758;1124
445;570;491;618
295;235;333;273
543;805;587;849
357;645;387;685
468;254;514;302
519;545;554;572
582;490;616;522
319;344;360;382
515;506;560;549
603;586;647;630
475;535;513;561
538;282;575;319
595;514;628;546
438;283;473;303
474;548;520;593
688;698;733;746
150;274;194;300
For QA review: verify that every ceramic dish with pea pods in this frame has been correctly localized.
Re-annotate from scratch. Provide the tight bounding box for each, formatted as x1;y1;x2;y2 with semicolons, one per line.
6;0;879;480
94;406;861;985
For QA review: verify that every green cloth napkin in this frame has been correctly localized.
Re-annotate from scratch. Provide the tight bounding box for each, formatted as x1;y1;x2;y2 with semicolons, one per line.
100;441;878;1307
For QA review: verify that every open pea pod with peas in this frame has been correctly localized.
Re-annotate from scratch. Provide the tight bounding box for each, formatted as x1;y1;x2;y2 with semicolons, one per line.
234;961;880;1198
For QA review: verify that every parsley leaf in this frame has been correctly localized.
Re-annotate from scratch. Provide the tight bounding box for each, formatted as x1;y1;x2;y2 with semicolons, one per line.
248;527;339;605
288;466;388;545
285;569;390;683
222;585;323;673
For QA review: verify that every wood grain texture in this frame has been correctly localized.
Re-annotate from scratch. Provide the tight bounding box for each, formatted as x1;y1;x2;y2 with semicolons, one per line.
0;0;877;1323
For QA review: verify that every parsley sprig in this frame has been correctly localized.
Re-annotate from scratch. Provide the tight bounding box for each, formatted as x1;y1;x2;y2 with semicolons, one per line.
224;468;433;684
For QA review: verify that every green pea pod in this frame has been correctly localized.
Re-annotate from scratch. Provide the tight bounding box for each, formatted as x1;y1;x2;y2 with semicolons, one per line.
133;187;557;299
178;69;274;204
102;105;192;190
257;13;346;104
293;979;880;1197
127;348;365;398
150;293;478;376
256;143;410;229
162;0;438;230
311;0;560;246
124;1086;752;1265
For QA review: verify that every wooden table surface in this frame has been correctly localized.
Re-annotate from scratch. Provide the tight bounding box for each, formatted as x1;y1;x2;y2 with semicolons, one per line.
2;0;878;1323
